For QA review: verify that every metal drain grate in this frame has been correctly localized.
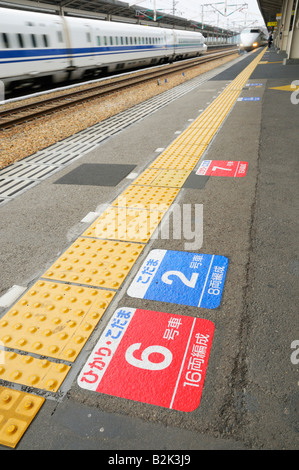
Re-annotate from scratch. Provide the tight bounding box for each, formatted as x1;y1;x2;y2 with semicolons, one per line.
0;57;243;207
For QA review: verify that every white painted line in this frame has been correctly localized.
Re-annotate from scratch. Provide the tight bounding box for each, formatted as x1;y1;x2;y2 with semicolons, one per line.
169;317;196;409
81;212;99;223
155;148;165;152
0;285;27;308
126;172;139;180
174;131;181;134
198;255;215;308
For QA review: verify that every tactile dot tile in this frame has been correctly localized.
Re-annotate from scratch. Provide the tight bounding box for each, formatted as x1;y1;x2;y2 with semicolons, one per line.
43;238;144;290
0;280;115;361
150;153;200;170
0;351;70;391
112;184;179;211
134;168;191;188
133;168;161;186
83;206;163;243
0;386;44;448
157;143;207;159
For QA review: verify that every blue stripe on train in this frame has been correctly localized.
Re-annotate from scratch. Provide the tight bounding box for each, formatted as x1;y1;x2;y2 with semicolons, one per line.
0;44;203;64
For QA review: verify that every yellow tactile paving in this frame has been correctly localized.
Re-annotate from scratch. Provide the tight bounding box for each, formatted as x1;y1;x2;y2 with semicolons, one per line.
0;280;115;361
83;206;164;243
133;168;161;185
112;184;179;211
0;351;70;391
151;143;207;164
150;153;200;170
160;142;207;158
0;387;44;448
43;238;144;290
134;168;191;187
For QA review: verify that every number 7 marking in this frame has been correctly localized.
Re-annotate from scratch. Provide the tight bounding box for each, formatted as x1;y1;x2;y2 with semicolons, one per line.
212;166;232;172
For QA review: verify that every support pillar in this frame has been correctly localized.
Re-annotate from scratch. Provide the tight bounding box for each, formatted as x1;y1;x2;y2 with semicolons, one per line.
281;0;294;50
286;0;299;62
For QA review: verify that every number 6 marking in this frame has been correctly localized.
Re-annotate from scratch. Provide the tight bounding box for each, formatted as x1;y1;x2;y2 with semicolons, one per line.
125;343;172;370
161;270;199;288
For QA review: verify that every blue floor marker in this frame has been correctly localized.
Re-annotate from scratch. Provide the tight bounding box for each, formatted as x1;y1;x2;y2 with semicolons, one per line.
127;249;229;309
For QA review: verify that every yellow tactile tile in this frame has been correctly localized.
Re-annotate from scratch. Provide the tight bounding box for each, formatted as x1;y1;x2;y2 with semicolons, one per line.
134;168;191;187
150;153;200;170
151;143;207;164
0;351;70;391
0;386;44;448
43;238;144;290
160;142;207;159
83;206;164;243
174;129;215;147
112;184;179;211
0;280;115;361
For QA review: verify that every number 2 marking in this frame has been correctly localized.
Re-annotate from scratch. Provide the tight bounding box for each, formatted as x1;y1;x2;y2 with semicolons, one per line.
161;270;199;288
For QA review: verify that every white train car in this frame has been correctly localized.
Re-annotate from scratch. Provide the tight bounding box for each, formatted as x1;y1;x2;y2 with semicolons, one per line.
239;27;268;52
0;7;207;89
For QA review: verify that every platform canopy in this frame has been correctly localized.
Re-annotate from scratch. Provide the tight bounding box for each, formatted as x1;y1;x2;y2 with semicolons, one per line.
0;0;235;36
257;0;283;24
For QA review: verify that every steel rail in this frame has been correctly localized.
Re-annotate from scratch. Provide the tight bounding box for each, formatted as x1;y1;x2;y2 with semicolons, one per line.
0;48;237;131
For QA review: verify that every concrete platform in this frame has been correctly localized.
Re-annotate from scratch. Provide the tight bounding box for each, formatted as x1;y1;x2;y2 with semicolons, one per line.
0;47;298;451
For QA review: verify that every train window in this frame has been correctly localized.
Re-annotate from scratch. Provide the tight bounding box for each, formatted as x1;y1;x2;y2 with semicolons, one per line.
110;36;113;45
86;32;91;43
138;37;141;45
2;33;10;48
57;31;63;43
120;37;124;45
125;37;128;45
97;36;101;46
31;34;37;48
130;37;133;45
17;34;25;48
104;36;107;46
146;37;148;44
43;34;49;47
115;37;119;45
134;37;137;45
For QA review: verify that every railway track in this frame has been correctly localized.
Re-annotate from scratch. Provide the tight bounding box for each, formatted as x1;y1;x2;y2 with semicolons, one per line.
0;48;237;131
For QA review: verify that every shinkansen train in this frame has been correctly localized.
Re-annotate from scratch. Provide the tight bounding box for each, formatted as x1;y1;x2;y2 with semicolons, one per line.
239;27;268;52
0;7;207;89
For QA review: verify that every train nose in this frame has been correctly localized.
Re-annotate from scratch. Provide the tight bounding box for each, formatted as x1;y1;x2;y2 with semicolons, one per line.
240;33;259;48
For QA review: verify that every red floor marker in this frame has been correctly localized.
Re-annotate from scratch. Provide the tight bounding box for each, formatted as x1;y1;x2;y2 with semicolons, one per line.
78;307;215;412
196;160;248;177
